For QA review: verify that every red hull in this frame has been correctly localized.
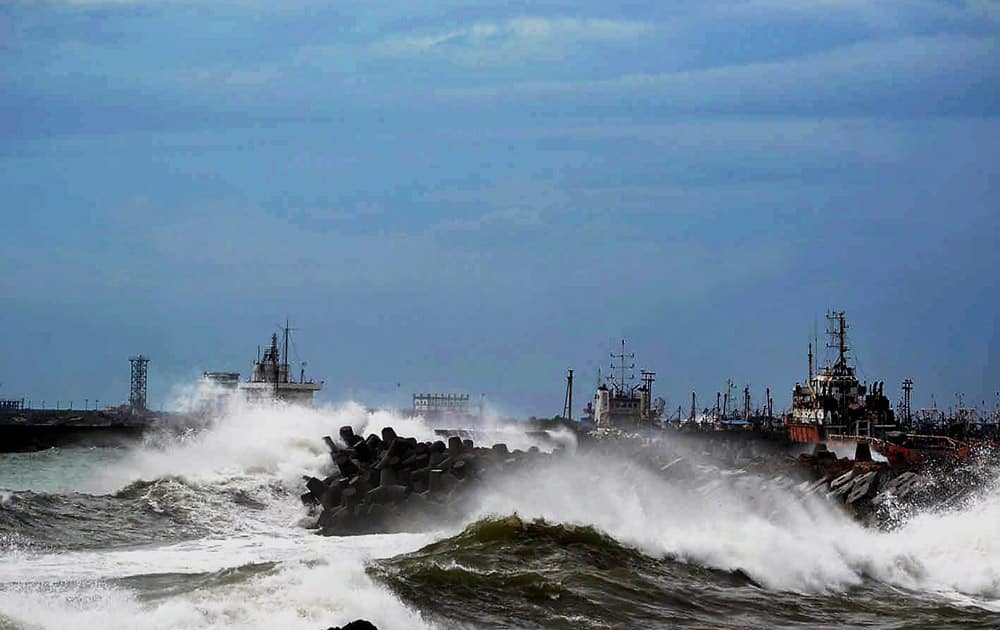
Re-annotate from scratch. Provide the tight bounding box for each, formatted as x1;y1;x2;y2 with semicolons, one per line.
787;422;823;443
871;436;970;467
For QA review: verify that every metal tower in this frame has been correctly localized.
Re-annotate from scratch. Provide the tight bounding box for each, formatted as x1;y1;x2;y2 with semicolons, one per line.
562;369;574;421
129;355;150;411
902;379;913;425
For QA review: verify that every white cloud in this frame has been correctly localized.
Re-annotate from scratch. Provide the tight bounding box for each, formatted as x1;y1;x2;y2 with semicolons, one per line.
433;208;546;234
434;34;1000;113
370;16;654;64
721;0;1000;24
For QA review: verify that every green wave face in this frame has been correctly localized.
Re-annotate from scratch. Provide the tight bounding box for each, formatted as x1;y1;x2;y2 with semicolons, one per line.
369;514;757;629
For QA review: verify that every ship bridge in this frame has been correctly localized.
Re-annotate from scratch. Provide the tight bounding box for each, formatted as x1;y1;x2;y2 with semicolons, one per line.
589;340;660;430
204;322;324;406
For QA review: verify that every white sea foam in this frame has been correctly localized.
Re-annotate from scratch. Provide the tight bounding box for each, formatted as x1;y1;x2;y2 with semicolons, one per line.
88;398;1000;606
0;398;571;629
470;447;1000;606
6;398;1000;629
0;530;437;630
82;394;564;495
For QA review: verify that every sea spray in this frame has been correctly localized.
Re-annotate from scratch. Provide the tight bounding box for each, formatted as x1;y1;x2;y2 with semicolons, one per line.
461;444;1000;603
0;532;436;630
99;397;1000;605
5;399;1000;629
85;393;562;496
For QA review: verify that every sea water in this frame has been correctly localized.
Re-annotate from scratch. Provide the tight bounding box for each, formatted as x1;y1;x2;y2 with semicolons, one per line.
2;401;999;629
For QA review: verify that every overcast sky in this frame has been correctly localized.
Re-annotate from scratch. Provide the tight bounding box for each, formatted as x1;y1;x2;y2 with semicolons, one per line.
2;1;998;416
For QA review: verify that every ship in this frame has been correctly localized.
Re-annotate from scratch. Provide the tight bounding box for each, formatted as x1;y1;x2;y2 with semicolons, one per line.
411;393;484;422
206;322;323;405
582;340;664;430
787;311;896;443
785;311;975;465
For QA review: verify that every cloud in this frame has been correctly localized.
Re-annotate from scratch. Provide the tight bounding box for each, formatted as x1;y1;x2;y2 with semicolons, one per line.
432;208;546;235
435;34;1000;115
370;16;654;64
730;0;1000;24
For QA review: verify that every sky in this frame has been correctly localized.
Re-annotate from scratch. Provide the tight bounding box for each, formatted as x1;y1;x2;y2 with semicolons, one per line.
1;0;999;416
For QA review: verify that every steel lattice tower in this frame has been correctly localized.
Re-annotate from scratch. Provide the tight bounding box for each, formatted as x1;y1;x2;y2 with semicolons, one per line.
902;379;914;425
129;355;150;411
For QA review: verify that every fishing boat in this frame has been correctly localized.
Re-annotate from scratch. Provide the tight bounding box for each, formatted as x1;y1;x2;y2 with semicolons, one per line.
786;311;895;443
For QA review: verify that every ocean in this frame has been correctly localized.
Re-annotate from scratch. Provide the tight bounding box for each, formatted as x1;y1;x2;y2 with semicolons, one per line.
2;402;999;629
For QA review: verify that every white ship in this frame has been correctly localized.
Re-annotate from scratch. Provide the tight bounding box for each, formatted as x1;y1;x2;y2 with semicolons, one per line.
205;322;323;406
582;339;663;430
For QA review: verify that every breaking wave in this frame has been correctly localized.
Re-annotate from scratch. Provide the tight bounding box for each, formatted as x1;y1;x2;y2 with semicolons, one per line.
371;514;760;629
3;399;1000;628
451;448;1000;610
81;397;564;496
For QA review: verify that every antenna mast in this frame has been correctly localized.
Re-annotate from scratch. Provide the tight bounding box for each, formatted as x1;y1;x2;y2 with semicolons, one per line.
610;339;635;393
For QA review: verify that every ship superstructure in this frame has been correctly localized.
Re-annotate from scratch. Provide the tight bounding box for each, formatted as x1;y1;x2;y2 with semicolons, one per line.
584;340;662;430
787;311;895;442
236;322;323;405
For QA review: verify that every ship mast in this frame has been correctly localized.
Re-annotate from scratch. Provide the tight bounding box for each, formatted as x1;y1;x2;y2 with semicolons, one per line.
282;318;290;383
270;333;280;396
743;385;751;420
278;318;298;383
610;339;635;394
826;310;850;373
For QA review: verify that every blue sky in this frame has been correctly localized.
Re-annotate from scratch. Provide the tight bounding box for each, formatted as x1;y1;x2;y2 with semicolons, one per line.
1;1;998;416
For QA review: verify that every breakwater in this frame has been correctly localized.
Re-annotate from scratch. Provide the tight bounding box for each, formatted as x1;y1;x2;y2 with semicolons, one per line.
0;408;196;452
0;409;148;452
301;425;990;537
301;425;560;536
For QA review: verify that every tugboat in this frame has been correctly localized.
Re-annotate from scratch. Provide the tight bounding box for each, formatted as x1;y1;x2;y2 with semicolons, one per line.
786;310;970;465
205;322;323;406
582;340;663;430
787;311;895;442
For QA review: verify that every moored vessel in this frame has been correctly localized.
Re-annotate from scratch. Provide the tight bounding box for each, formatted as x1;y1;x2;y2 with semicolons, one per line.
786;311;896;443
582;340;663;430
206;322;323;405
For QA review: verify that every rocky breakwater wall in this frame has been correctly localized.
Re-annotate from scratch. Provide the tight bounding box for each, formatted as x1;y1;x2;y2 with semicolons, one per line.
793;441;990;526
300;426;560;536
300;427;991;535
